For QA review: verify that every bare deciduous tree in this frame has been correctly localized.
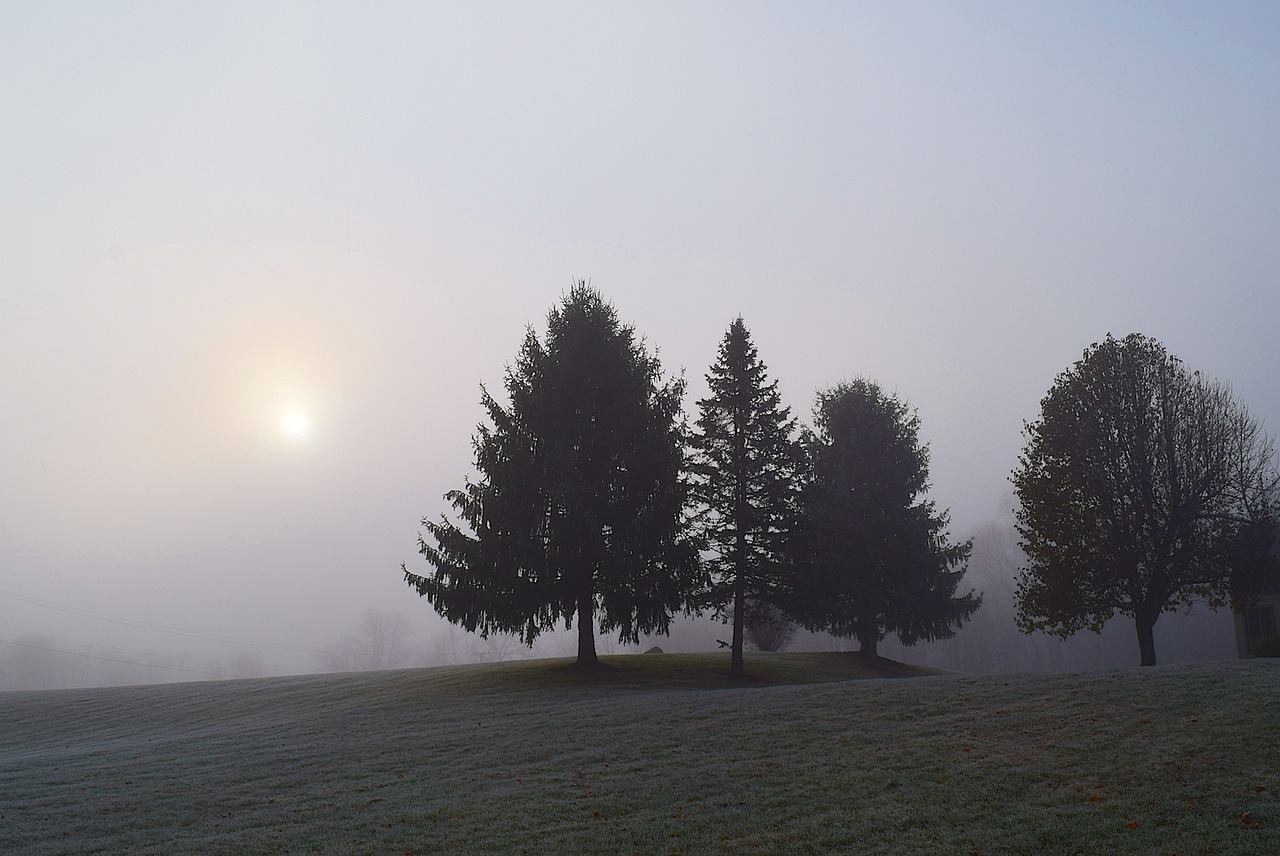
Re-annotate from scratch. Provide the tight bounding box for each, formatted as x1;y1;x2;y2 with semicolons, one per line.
318;610;417;672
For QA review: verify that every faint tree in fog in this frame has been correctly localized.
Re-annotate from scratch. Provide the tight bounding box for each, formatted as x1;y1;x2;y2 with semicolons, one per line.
743;602;798;652
228;651;267;678
917;523;1023;672
951;523;1122;673
1228;516;1280;618
0;635;67;690
319;610;416;672
0;635;130;689
916;523;1135;674
690;317;804;677
1014;334;1280;666
404;284;700;669
0;635;241;689
430;623;534;665
792;380;980;658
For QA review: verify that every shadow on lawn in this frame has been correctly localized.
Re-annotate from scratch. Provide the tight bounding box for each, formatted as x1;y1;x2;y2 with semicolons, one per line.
475;651;945;693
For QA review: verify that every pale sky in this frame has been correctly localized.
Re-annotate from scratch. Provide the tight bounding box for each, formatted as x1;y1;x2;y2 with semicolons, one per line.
3;2;1278;674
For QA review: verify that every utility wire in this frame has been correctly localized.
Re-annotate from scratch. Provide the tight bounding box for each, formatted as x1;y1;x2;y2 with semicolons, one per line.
0;586;327;654
0;624;251;675
0;636;233;679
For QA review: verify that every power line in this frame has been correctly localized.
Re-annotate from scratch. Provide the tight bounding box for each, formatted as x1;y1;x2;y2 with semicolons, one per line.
0;586;327;655
0;624;251;675
0;636;233;679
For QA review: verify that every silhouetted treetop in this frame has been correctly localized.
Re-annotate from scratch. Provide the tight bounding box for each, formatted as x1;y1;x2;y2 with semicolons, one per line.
690;317;803;676
793;379;979;657
1013;333;1280;666
404;282;700;668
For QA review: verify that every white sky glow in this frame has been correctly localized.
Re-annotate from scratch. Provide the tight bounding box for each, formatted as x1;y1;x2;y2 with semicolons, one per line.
2;1;1278;668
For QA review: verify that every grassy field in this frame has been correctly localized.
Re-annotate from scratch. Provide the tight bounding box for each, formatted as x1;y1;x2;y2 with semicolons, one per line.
1;652;1277;855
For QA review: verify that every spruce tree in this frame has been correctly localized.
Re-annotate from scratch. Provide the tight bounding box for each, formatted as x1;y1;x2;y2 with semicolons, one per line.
404;284;699;668
796;379;979;657
690;318;803;677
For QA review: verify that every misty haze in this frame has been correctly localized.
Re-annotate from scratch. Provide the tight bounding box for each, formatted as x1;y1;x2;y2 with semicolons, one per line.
4;1;1277;690
3;3;1280;854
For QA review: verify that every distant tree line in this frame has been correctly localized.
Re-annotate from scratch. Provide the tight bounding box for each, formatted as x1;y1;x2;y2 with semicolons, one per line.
405;286;1280;672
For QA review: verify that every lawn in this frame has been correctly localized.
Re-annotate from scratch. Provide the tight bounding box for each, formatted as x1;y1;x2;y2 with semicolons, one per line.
1;653;1276;854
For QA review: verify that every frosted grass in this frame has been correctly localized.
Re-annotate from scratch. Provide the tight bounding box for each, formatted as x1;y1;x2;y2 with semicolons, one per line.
1;654;1276;854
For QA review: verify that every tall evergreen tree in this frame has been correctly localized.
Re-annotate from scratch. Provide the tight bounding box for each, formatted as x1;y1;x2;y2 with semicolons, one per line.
795;379;979;657
690;318;803;677
403;284;698;668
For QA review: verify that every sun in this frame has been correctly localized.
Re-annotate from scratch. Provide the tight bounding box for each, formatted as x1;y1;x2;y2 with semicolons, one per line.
279;409;312;441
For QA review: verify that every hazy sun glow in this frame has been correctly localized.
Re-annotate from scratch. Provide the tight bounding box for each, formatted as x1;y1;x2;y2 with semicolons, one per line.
280;410;312;441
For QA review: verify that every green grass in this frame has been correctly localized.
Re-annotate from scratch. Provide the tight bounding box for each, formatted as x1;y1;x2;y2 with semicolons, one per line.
1;653;1277;854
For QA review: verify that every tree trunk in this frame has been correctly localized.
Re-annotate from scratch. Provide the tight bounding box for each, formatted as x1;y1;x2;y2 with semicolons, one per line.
731;565;746;678
858;631;878;659
1135;610;1158;667
730;468;748;678
576;585;599;669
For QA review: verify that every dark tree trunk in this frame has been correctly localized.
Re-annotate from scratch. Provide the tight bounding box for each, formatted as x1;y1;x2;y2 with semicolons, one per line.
856;606;880;659
1135;610;1158;667
857;631;878;659
730;466;749;678
731;562;746;678
576;584;599;669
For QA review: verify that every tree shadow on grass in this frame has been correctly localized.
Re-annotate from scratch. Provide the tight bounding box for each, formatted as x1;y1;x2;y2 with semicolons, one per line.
486;651;944;694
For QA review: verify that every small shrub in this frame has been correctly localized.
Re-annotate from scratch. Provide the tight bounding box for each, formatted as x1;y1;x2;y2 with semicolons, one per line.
745;603;798;652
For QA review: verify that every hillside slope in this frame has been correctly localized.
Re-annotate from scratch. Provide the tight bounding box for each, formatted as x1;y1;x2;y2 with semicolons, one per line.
1;654;1277;854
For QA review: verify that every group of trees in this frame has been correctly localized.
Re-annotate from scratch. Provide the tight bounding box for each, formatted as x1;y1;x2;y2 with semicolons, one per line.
405;284;977;675
406;289;1280;672
871;520;1238;674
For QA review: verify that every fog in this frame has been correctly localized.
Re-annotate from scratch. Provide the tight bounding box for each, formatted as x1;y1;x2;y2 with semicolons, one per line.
3;3;1277;689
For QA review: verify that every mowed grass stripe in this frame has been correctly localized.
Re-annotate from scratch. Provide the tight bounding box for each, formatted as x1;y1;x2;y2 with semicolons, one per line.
1;654;1276;854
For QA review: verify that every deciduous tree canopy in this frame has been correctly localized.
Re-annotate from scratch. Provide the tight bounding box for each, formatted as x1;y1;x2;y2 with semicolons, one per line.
403;284;699;667
1013;333;1280;666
